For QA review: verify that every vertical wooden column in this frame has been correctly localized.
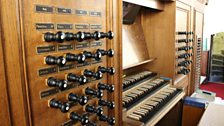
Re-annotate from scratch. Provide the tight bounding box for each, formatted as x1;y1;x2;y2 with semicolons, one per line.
0;0;29;125
0;14;11;126
112;0;123;125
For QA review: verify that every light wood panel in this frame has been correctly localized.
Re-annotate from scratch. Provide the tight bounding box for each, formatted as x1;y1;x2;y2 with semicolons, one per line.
122;15;150;68
142;2;176;79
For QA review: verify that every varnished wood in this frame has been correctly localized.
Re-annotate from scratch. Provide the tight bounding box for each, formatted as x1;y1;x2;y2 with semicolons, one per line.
122;15;150;69
156;101;183;126
142;2;176;79
182;104;205;126
0;13;11;126
110;0;123;125
201;51;209;76
0;0;29;125
1;0;122;125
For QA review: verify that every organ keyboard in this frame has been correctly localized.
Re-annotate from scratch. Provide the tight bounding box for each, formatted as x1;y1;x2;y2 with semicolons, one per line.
122;71;185;126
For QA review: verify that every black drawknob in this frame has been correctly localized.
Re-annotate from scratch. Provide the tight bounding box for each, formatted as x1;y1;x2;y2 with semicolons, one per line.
178;46;193;51
44;32;55;42
44;31;66;43
98;66;115;75
68;93;88;105
70;112;89;125
187;31;194;35
55;31;66;43
83;51;102;61
66;53;86;63
93;31;101;40
98;83;115;93
84;32;92;40
45;55;66;66
177;31;187;35
98;99;115;109
177;68;190;75
76;31;85;42
97;49;114;57
47;77;68;90
93;51;102;61
65;32;75;41
107;31;114;39
49;99;70;113
85;105;103;116
84;69;103;80
178;60;193;67
85;87;103;98
178;53;193;59
67;73;87;85
99;115;115;125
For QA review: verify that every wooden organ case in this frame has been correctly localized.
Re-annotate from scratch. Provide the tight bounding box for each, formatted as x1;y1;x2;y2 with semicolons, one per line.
0;0;206;126
0;0;122;126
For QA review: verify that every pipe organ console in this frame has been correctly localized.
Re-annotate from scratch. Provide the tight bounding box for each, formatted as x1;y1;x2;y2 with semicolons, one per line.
122;71;185;125
0;0;120;125
0;0;206;125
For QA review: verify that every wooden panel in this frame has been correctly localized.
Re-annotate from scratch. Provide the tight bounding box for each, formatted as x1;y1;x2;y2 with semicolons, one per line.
122;15;150;68
0;0;29;125
111;0;123;124
18;0;117;125
201;51;209;76
142;2;176;78
156;101;183;126
0;13;11;126
182;104;205;126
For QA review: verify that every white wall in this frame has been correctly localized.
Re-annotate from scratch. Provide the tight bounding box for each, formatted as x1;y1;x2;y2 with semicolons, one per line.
204;0;224;50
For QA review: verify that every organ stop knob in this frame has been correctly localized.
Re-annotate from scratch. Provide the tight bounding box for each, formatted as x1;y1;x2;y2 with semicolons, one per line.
67;73;87;85
98;66;115;75
76;31;85;42
83;51;102;61
49;99;70;113
98;115;115;125
85;105;103;116
66;53;86;63
47;77;68;90
45;55;66;66
97;49;114;57
44;31;66;43
98;99;115;109
85;87;103;98
68;93;88;105
83;69;103;80
70;112;89;125
97;83;115;93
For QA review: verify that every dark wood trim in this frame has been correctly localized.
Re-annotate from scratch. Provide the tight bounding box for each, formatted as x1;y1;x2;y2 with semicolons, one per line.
0;0;29;125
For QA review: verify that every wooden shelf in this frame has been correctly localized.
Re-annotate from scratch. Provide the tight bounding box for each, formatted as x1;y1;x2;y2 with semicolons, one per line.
123;59;155;70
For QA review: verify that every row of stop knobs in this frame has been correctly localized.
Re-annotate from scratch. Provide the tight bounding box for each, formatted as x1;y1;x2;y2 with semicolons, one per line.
44;31;114;43
47;66;115;90
50;96;115;125
45;49;114;66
